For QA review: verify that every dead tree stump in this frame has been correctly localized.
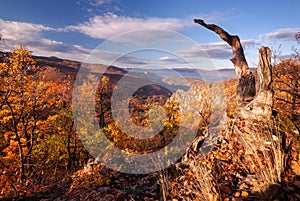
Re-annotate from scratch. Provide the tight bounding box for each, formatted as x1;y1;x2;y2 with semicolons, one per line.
194;19;273;120
194;19;256;103
238;46;273;120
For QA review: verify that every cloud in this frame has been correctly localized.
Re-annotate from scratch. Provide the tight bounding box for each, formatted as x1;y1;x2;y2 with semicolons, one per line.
76;0;114;7
115;55;148;65
264;28;300;42
180;42;231;60
191;11;233;24
27;40;92;60
66;13;187;43
2;15;298;70
0;18;160;66
0;18;93;61
158;56;186;64
90;0;113;6
180;39;260;60
241;39;260;48
0;18;55;43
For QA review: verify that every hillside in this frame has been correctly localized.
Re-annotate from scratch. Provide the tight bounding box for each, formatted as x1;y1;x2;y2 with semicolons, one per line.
0;48;300;201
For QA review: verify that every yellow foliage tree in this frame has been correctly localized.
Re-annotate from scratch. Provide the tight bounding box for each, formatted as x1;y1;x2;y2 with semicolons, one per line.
0;46;84;198
0;46;42;181
0;46;71;184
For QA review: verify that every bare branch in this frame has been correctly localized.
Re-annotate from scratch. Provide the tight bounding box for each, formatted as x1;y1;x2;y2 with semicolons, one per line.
194;19;255;102
194;19;250;78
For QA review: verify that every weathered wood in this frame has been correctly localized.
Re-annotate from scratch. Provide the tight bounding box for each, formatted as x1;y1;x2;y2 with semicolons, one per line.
237;46;273;120
194;19;250;78
257;47;272;92
236;74;256;102
194;19;274;120
194;19;256;102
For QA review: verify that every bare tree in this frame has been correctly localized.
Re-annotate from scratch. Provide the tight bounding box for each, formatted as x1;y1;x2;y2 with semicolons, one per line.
194;19;256;102
194;19;273;120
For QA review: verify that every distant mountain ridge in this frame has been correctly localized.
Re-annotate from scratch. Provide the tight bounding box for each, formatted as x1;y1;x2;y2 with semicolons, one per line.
0;51;236;81
126;67;236;81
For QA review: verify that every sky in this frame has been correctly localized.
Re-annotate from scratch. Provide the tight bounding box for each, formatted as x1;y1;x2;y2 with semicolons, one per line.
0;0;299;70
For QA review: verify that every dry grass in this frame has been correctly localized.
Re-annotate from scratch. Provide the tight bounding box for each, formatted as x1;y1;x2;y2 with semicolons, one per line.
168;117;286;200
172;155;218;201
229;118;284;191
156;169;169;201
151;157;170;201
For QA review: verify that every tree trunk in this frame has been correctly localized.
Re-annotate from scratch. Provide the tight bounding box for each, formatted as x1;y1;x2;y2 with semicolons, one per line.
238;46;273;120
194;19;256;102
194;19;273;120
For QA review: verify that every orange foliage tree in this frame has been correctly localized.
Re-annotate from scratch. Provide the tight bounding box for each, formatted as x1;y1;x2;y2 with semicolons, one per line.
35;67;87;172
273;54;300;128
0;46;86;198
0;46;42;181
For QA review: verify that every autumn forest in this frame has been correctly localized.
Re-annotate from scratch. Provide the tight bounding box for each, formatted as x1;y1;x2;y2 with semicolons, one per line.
0;28;300;200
